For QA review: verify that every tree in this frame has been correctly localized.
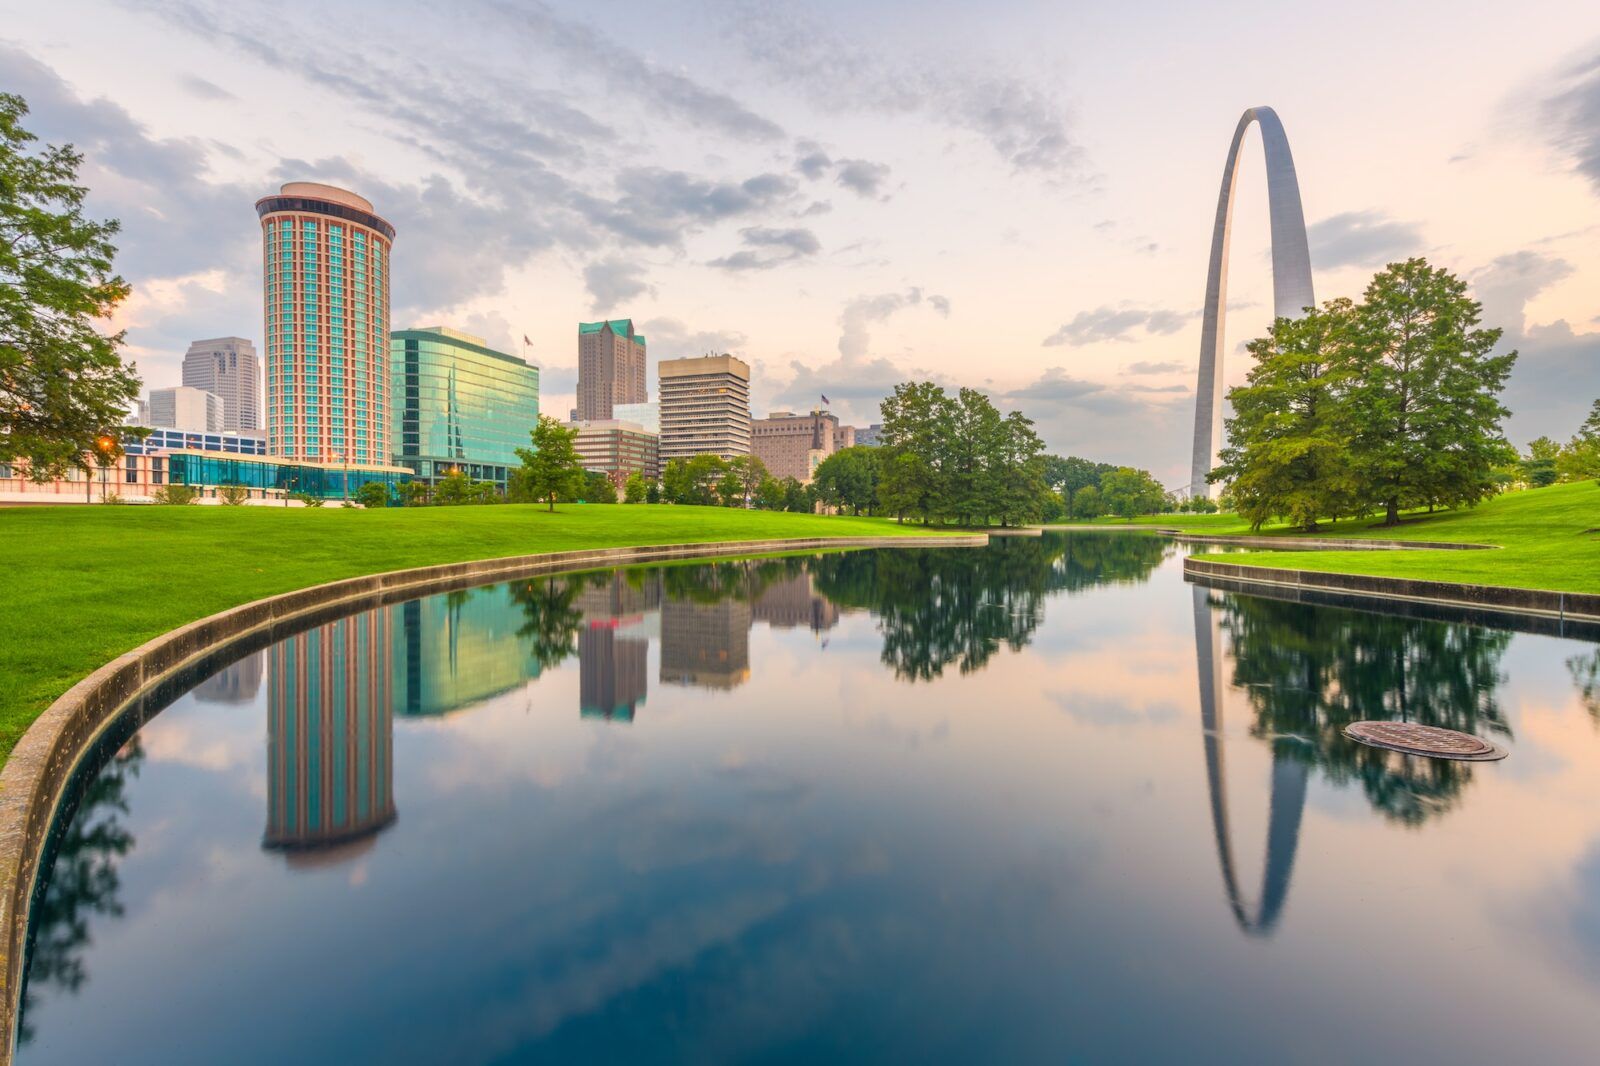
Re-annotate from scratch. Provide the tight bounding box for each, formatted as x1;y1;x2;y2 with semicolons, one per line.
1210;299;1358;531
1053;456;1115;512
715;468;744;507
216;483;250;506
1518;439;1559;488
878;381;953;523
511;415;585;511
623;472;648;503
355;481;390;508
944;386;1004;524
782;476;813;513
433;469;474;505
1343;259;1516;525
664;454;726;505
645;479;662;504
728;454;767;505
991;410;1053;527
398;480;429;506
1099;467;1166;520
1558;399;1600;484
582;469;618;504
1070;484;1103;519
1;94;141;481
813;446;881;515
152;484;198;505
754;475;786;511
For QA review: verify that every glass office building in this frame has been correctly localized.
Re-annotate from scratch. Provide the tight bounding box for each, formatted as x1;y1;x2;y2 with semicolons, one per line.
167;450;411;499
391;327;540;492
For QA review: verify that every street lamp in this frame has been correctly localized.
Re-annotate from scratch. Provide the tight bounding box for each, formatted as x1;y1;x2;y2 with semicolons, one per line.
336;452;349;505
93;434;117;502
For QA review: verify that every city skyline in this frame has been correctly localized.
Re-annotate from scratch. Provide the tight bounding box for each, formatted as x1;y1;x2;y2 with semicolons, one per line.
4;2;1600;484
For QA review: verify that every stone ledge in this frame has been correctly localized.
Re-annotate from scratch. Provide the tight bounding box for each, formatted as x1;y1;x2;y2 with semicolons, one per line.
1184;557;1600;626
0;532;984;1058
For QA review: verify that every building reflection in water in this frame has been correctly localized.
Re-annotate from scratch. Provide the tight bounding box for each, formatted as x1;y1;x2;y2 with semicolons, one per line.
752;571;840;635
264;608;396;864
660;567;753;691
191;651;263;705
576;573;659;722
395;587;546;717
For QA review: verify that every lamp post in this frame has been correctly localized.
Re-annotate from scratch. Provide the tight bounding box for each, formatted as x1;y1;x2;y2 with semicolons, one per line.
93;434;116;502
337;452;349;505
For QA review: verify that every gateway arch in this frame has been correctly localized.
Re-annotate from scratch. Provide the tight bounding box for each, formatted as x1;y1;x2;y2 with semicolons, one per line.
1189;107;1315;499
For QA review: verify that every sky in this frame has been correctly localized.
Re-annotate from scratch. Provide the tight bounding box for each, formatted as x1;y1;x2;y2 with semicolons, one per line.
5;0;1600;485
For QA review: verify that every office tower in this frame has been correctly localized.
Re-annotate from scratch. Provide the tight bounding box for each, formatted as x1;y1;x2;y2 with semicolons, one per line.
752;572;840;633
147;385;224;431
392;586;544;716
752;409;840;483
192;651;265;705
576;319;647;421
658;354;751;463
391;326;540;493
572;420;660;488
854;424;884;447
257;182;394;464
660;592;752;690
613;401;660;434
834;424;857;451
264;608;396;859
183;337;261;431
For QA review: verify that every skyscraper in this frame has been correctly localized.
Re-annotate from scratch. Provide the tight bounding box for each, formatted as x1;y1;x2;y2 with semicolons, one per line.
257;182;394;464
658;354;751;462
183;337;261;432
147;385;224;431
576;319;647;421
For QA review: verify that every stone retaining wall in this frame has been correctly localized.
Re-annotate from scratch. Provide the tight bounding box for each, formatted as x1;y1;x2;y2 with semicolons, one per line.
1185;557;1600;625
0;534;984;1058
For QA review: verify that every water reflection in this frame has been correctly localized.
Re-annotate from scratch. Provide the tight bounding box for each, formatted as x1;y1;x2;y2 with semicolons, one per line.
19;534;1600;1062
263;609;396;860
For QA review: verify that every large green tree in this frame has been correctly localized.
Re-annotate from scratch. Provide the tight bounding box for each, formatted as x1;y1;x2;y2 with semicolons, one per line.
813;444;881;515
1099;466;1167;520
1343;259;1516;524
1210;299;1358;530
1;93;140;479
1558;398;1600;483
510;415;585;510
878;381;953;523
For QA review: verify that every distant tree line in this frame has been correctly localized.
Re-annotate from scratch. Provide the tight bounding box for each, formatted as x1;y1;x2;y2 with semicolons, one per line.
1211;258;1520;530
1515;399;1600;488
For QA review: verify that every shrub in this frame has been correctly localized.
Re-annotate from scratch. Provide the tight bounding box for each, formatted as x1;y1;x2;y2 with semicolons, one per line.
289;491;324;508
355;481;390;509
217;483;250;506
152;485;199;505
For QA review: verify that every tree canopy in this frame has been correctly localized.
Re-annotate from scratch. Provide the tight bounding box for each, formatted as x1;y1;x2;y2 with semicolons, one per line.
510;415;585;510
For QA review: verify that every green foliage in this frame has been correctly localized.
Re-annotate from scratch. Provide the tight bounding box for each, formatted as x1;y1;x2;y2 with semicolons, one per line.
1557;399;1600;484
1070;484;1103;519
645;479;662;504
432;469;500;505
511;415;585;511
151;484;198;505
0;94;141;480
812;446;880;515
582;469;618;504
355;481;390;509
288;491;324;508
662;454;727;506
1211;300;1358;531
1212;258;1517;528
398;480;429;507
754;475;787;511
1099;467;1167;520
216;483;250;506
623;472;648;503
782;477;814;513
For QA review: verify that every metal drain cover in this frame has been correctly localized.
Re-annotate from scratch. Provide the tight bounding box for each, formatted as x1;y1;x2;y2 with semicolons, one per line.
1343;721;1507;761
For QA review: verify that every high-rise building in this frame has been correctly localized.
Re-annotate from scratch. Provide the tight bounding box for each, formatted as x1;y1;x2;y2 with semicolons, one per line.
613;401;660;434
264;608;396;861
660;594;751;690
854;423;884;448
391;327;540;493
147;385;224;432
257;182;394;465
572;419;660;488
183;337;261;432
834;424;857;451
391;586;544;716
752;409;839;483
576;319;647;421
658;354;751;463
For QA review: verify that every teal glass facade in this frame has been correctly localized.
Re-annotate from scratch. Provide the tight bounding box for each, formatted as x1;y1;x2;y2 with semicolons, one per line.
167;450;409;498
391;328;540;491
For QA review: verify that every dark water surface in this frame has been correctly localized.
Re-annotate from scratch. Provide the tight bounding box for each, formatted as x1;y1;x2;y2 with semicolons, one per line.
18;533;1600;1064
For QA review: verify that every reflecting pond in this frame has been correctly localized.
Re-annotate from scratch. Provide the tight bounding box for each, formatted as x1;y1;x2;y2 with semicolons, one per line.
18;533;1600;1063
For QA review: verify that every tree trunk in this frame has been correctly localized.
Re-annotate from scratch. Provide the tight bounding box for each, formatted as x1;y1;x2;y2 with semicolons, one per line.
1384;498;1399;526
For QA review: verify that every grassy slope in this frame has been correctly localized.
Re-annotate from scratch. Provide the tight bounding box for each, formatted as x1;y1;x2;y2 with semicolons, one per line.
1080;482;1600;594
0;504;941;760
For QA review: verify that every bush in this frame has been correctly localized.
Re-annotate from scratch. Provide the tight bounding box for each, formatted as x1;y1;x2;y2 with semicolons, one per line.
289;491;324;508
152;485;199;505
98;494;126;505
355;481;390;509
217;483;250;506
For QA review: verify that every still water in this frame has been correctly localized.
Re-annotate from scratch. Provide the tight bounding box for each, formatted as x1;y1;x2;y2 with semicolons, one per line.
18;533;1600;1064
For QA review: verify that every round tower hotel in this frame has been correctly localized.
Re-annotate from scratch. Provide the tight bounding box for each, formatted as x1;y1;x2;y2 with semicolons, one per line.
257;182;394;464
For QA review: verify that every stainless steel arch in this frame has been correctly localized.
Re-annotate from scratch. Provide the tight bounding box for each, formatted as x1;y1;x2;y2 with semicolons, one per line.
1193;586;1308;935
1189;107;1315;499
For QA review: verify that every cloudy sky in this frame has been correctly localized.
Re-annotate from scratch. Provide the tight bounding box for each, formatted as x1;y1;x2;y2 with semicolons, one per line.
5;0;1600;483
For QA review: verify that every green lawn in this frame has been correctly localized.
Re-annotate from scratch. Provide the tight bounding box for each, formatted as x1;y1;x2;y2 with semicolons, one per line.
1076;482;1600;595
0;504;944;762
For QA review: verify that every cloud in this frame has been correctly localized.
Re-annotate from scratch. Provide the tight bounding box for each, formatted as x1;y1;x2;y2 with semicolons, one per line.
1307;210;1425;269
637;318;749;360
720;2;1085;177
1472;250;1576;336
1000;368;1194;478
1042;306;1194;347
583;257;654;312
838;287;949;360
793;140;832;180
1543;50;1600;193
708;226;821;271
835;159;892;198
601;168;798;247
1124;360;1186;375
179;74;236;101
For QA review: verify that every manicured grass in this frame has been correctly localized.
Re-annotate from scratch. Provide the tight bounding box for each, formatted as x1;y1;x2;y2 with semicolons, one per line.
1111;482;1600;595
0;504;944;762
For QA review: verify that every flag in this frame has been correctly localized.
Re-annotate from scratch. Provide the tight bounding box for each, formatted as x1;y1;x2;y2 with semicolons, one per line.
820;393;831;405
523;334;532;346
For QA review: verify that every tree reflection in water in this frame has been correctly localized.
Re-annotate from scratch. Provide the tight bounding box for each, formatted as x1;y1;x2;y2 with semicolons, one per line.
509;575;585;671
1571;648;1600;724
17;736;143;1046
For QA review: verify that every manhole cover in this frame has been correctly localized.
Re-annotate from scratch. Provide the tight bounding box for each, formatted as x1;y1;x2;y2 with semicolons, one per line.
1342;721;1507;761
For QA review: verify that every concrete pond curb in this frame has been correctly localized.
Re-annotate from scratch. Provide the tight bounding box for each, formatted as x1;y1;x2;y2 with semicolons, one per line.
0;533;985;1058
